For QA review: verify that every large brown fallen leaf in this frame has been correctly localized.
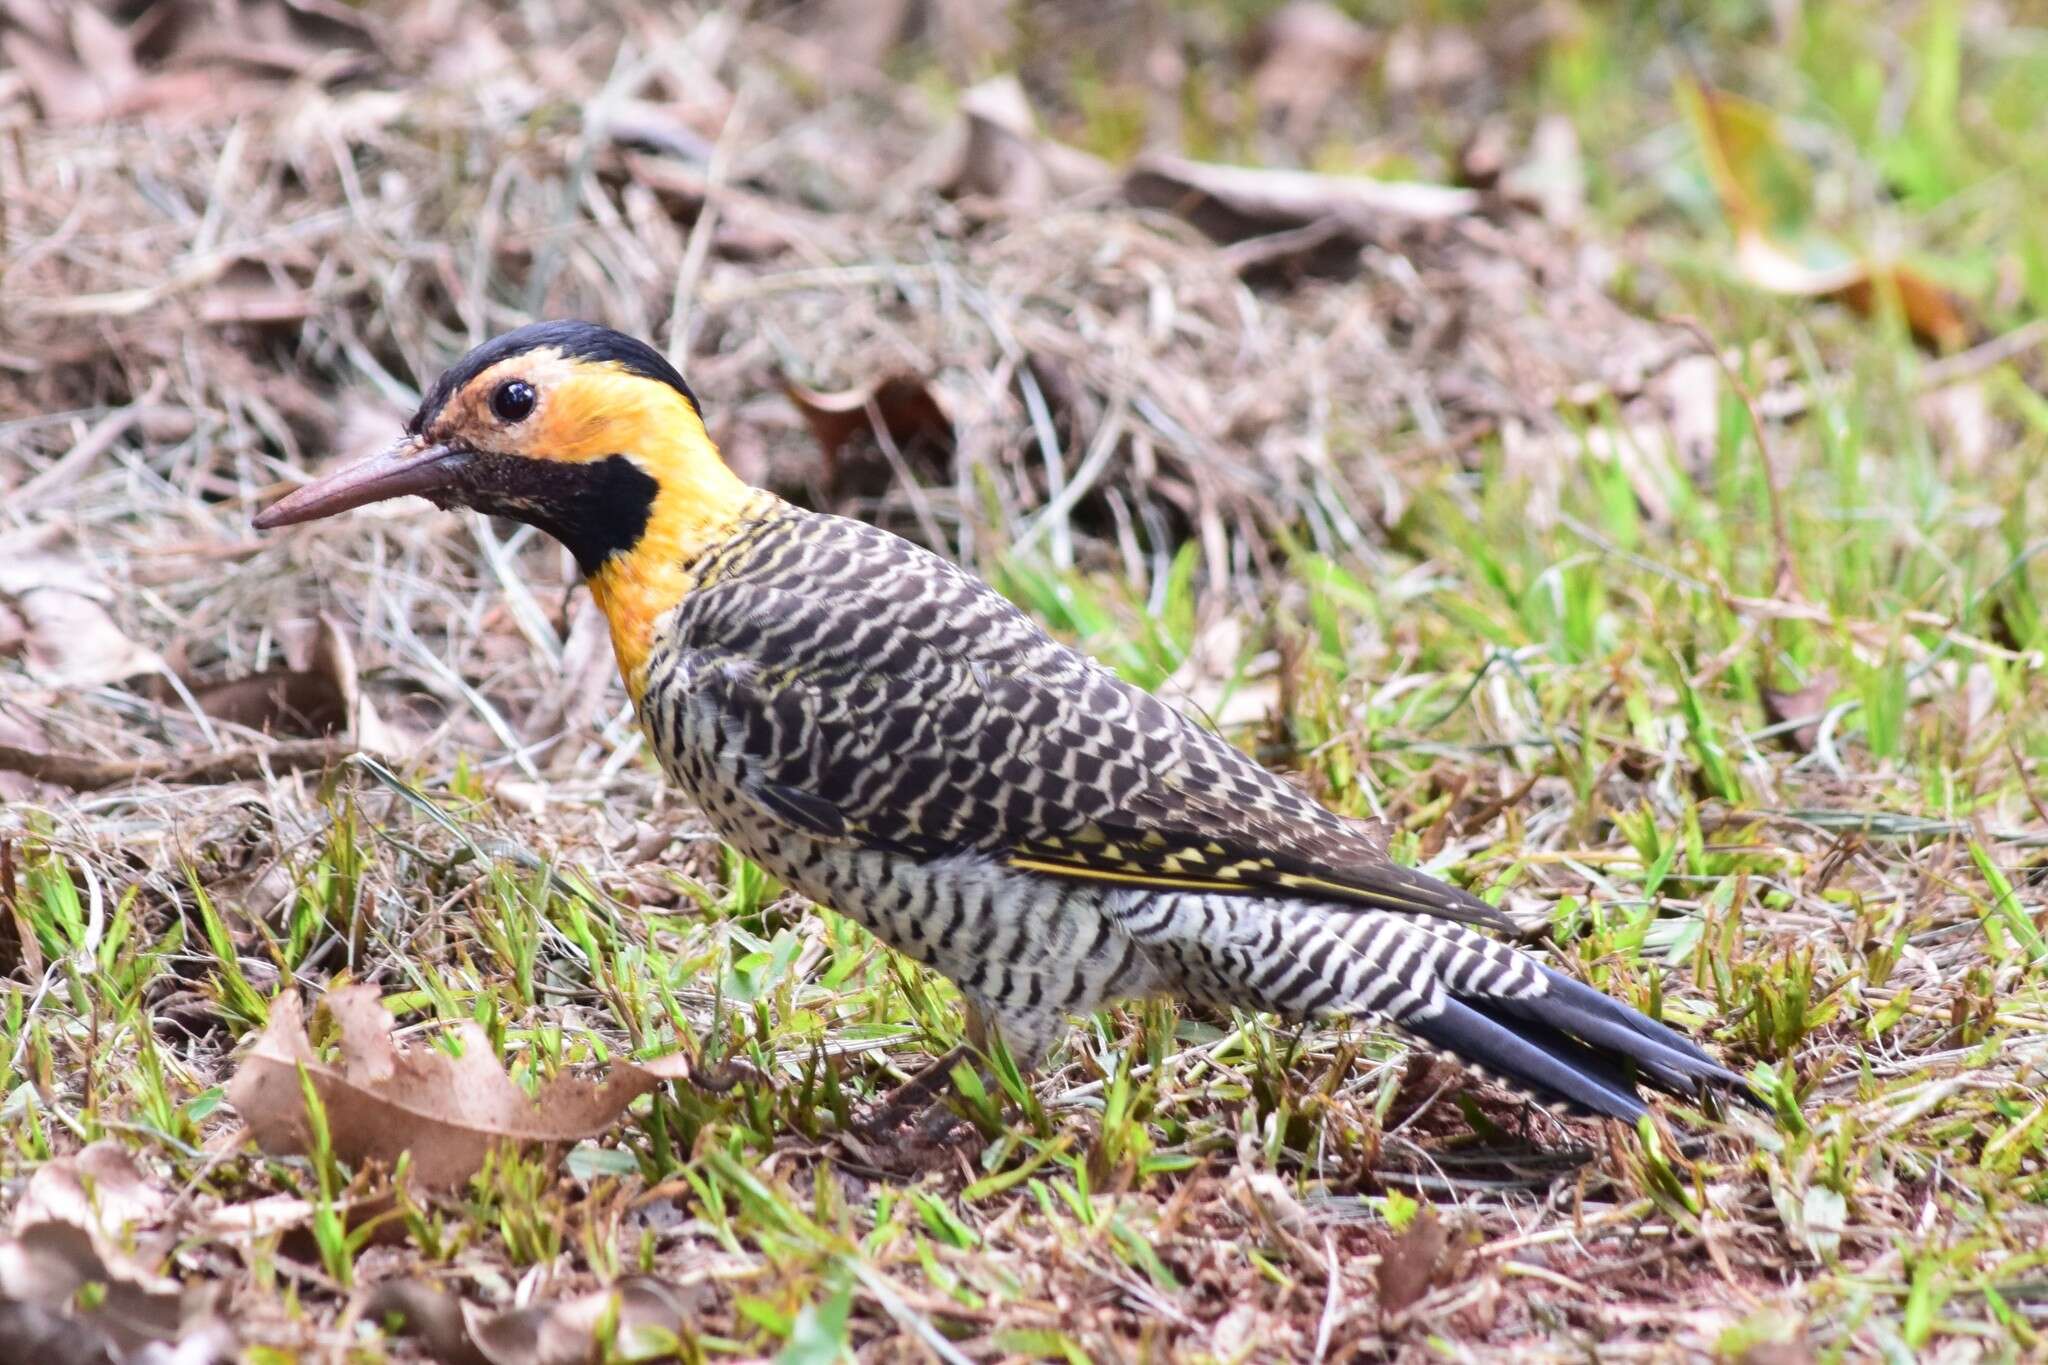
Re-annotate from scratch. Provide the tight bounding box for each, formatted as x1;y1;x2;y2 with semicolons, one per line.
367;1276;707;1365
1680;78;1969;352
0;1223;190;1362
1124;153;1476;278
227;987;694;1190
192;670;347;736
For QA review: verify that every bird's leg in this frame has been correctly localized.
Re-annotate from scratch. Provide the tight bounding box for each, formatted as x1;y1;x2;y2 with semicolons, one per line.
856;1043;976;1137
850;1003;1022;1142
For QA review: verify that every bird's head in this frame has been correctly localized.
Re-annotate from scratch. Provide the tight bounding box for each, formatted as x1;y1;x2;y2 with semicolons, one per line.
254;320;751;579
255;320;762;696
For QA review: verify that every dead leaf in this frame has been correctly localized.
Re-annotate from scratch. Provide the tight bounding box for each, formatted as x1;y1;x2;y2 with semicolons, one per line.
314;615;404;753
1732;234;1969;352
0;1143;229;1361
194;617;398;751
0;533;163;689
193;670;347;735
1;3;236;124
0;1300;122;1365
1763;669;1838;754
610;151;800;261
367;1276;704;1365
1248;3;1375;145
1225;1133;1321;1268
1677;79;1799;238
1;2;148;124
226;987;695;1190
0;1224;185;1359
1375;1204;1452;1317
782;373;955;500
1;29;104;122
1832;263;1970;353
1681;79;1970;351
1657;352;1723;470
161;0;379;85
1124;153;1475;279
782;374;953;464
360;1281;484;1365
938;75;1113;210
66;5;138;89
12;1142;170;1237
465;1278;699;1365
191;1193;322;1244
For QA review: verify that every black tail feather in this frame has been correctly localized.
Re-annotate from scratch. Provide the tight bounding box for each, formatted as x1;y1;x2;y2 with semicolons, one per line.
1404;996;1653;1119
1403;967;1758;1120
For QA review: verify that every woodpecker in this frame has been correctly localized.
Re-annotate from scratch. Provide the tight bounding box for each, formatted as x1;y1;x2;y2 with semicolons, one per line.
255;321;1749;1121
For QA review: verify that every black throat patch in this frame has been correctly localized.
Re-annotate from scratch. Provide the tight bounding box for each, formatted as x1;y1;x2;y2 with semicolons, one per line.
450;452;660;577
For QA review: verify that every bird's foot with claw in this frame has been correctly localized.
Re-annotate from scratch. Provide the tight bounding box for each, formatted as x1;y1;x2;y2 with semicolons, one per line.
836;1047;987;1173
835;1095;982;1175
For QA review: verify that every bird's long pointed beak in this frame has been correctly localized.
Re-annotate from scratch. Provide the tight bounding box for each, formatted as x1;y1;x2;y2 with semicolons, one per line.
253;437;471;530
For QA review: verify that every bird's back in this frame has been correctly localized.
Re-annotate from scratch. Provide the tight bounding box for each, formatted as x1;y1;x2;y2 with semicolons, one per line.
641;504;1435;900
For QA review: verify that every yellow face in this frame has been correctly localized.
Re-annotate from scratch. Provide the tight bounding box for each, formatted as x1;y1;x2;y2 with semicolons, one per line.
255;321;765;701
420;349;700;468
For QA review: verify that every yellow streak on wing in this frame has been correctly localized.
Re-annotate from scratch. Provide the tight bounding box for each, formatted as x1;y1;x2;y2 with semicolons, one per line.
1270;870;1438;908
1011;854;1476;918
1004;857;1229;893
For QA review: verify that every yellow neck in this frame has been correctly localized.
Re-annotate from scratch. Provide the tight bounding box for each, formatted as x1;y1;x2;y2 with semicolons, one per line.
581;406;760;701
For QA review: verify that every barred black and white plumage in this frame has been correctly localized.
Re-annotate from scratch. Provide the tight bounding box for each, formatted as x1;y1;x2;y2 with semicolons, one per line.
639;508;1742;1118
255;321;1750;1123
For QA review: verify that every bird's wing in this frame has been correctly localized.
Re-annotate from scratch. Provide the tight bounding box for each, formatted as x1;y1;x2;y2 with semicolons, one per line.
662;525;1511;933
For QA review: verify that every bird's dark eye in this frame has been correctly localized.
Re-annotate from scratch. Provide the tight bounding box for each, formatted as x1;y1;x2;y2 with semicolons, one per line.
491;379;537;423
